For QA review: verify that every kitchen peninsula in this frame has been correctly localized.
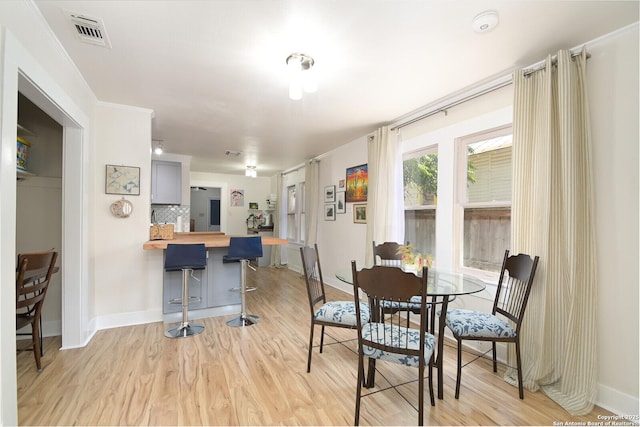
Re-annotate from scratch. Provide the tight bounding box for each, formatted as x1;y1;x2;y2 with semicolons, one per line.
144;232;287;322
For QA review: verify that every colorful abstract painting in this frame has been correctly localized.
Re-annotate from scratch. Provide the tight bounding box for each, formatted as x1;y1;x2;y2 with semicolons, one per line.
345;164;368;202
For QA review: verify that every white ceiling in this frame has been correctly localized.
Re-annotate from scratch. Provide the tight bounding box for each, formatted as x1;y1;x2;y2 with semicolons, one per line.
34;1;638;176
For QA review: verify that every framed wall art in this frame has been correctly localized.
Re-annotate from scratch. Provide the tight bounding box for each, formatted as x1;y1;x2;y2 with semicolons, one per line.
345;164;368;202
336;191;346;214
105;165;140;196
230;189;245;207
324;185;336;203
353;203;367;224
324;204;336;221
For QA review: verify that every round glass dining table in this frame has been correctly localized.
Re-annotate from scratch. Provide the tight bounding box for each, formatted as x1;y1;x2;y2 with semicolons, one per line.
336;266;486;399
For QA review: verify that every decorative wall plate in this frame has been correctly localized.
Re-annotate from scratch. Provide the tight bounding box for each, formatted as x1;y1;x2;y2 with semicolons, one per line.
110;198;133;218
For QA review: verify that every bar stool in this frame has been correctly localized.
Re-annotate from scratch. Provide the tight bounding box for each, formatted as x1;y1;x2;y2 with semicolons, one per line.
224;236;263;327
164;243;207;338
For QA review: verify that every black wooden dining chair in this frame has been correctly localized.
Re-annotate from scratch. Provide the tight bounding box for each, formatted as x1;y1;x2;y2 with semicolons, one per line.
445;249;539;399
351;261;435;426
300;244;369;373
16;249;58;371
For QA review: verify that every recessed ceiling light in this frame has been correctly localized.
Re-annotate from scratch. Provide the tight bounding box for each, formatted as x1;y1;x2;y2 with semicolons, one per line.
472;10;499;33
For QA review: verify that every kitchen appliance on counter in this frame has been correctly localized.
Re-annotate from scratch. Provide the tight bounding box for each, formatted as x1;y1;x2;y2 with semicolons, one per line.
246;213;257;228
263;213;272;227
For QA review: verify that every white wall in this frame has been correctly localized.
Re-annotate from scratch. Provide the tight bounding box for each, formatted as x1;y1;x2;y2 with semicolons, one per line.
313;137;369;294
93;103;157;321
587;24;638;415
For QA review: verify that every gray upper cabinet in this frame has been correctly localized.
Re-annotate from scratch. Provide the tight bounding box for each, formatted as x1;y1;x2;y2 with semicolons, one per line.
151;160;182;204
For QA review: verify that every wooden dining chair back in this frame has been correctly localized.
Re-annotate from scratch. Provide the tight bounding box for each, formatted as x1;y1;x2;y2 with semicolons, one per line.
300;244;369;373
372;240;423;322
372;241;403;267
16;249;58;371
445;249;539;399
351;262;435;426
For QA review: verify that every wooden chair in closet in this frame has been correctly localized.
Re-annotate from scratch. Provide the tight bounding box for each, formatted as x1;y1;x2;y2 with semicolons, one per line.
16;249;58;371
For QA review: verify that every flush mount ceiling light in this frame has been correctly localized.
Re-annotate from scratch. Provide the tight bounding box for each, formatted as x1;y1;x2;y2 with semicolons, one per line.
152;139;163;155
472;10;499;33
286;53;316;100
245;165;257;178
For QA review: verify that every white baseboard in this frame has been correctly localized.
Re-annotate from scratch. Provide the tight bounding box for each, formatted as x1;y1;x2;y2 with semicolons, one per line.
596;383;639;419
94;309;163;331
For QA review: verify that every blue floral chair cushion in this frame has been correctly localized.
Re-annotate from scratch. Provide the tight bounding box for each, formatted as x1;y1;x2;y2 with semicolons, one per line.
315;301;370;326
380;296;427;311
361;323;436;367
445;308;516;338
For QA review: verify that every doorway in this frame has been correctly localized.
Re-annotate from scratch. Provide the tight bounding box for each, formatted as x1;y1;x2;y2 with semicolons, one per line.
16;93;63;339
16;72;89;350
190;186;221;232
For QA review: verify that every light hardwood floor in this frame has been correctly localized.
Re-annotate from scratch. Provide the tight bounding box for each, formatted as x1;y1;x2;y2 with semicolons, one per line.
17;266;613;425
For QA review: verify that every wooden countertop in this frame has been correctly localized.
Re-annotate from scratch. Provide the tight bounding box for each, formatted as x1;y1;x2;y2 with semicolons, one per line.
143;233;288;250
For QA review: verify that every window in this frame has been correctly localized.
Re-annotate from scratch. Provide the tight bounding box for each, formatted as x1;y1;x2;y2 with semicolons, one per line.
286;182;306;243
457;125;512;276
403;148;437;259
299;182;306;243
286;185;296;241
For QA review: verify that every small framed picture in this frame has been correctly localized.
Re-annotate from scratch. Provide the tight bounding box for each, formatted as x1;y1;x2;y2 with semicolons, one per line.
105;165;140;196
353;203;367;223
249;202;258;209
324;185;335;203
336;191;346;214
338;179;345;188
324;204;336;221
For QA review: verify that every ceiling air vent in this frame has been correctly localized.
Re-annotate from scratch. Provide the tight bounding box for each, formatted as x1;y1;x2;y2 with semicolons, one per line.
66;11;112;48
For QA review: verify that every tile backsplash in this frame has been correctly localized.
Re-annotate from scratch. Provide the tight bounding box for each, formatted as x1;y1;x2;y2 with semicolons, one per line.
151;205;190;232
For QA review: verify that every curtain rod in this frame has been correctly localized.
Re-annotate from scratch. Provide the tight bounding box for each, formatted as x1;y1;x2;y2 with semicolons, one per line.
392;48;589;131
281;158;320;176
391;79;512;131
523;50;590;77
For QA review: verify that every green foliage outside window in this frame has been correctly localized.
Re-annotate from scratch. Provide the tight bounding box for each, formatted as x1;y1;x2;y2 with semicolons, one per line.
403;149;477;205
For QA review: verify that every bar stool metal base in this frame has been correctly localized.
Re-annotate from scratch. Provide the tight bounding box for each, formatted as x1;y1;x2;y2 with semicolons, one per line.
165;322;205;338
226;313;260;327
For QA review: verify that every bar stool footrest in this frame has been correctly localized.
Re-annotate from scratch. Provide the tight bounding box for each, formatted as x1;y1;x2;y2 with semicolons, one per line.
168;296;201;305
228;287;256;292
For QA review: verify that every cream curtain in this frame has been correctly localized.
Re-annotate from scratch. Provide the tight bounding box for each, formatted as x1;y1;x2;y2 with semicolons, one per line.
304;159;320;246
510;48;597;414
365;126;405;266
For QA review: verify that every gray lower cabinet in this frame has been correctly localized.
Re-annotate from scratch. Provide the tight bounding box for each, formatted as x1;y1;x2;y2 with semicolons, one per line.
163;247;241;315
